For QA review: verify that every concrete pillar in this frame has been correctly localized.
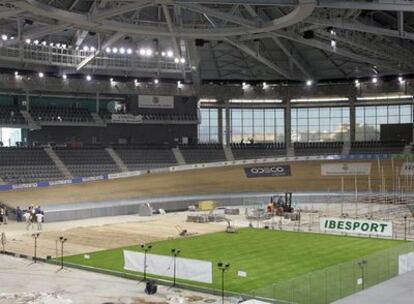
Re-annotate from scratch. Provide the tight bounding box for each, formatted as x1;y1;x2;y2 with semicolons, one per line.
96;92;100;113
218;106;223;144
25;91;30;111
225;100;231;145
350;93;356;142
285;100;291;146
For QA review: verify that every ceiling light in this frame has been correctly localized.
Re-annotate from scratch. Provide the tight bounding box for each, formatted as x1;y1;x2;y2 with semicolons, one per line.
174;58;179;63
127;48;132;54
291;97;349;102
154;78;159;84
90;46;95;52
139;48;146;56
177;80;183;88
83;45;89;51
38;72;44;78
86;75;92;81
10;36;14;40
354;79;360;86
331;40;336;48
134;79;139;86
1;34;8;41
62;74;67;80
62;44;67;49
14;71;19;77
372;77;378;83
25;38;31;44
50;42;54;47
167;50;173;57
161;51;166;57
120;47;125;54
112;47;118;53
306;80;313;86
180;57;186;63
398;76;405;84
262;82;268;89
105;47;111;53
145;49;153;56
41;41;46;46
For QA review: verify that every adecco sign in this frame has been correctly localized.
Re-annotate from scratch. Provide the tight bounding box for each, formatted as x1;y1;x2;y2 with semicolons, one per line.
320;217;393;237
244;165;291;178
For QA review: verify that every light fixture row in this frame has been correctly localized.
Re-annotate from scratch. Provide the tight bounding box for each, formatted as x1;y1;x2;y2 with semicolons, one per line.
2;34;185;62
12;70;408;89
14;71;184;88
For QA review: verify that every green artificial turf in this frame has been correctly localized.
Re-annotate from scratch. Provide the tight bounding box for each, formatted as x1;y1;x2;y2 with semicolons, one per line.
63;228;409;303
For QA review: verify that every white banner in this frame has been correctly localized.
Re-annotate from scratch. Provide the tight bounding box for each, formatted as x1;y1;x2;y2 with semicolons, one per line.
399;252;414;275
123;250;212;284
321;163;371;176
400;162;414;176
111;114;143;124
139;95;174;109
320;217;393;237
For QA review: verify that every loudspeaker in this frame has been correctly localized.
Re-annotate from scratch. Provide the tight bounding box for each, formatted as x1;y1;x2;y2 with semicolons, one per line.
195;39;205;47
145;281;157;295
303;30;314;39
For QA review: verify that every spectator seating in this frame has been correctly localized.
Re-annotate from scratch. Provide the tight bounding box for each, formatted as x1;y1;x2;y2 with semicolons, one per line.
179;144;226;163
0;147;63;184
54;147;119;177
294;142;343;156
231;143;286;160
351;141;406;154
0;105;26;125
114;145;177;171
30;106;94;123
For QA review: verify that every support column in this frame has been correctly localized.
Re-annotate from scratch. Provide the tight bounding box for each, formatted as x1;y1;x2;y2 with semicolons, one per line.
25;91;30;111
225;100;231;145
350;93;356;142
96;92;100;113
285;99;291;147
218;106;223;145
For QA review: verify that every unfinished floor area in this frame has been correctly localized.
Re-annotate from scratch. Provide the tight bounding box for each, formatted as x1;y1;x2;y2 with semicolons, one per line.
0;254;225;304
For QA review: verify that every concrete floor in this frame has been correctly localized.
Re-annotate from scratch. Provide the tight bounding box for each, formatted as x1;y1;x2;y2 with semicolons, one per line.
0;255;225;304
334;270;414;304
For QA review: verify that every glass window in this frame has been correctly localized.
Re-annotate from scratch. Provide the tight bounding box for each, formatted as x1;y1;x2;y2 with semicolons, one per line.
230;108;284;143
198;108;219;143
355;104;412;141
291;107;350;142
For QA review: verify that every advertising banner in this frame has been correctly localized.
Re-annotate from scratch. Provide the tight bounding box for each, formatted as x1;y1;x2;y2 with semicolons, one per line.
321;163;371;176
123;250;212;283
400;162;414;176
138;95;174;109
111;114;143;124
244;165;291;178
320;217;393;237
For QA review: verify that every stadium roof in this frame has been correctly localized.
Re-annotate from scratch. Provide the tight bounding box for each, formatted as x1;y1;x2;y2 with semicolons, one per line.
0;0;414;82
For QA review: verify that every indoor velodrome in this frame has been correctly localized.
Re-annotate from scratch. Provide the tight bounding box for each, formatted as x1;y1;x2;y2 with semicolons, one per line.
1;1;414;304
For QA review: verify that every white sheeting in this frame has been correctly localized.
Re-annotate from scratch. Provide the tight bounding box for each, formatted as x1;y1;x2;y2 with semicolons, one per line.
398;252;414;275
123;250;213;284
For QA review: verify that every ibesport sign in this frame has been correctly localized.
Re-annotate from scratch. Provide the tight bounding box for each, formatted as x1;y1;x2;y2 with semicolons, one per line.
244;165;291;178
320;217;393;237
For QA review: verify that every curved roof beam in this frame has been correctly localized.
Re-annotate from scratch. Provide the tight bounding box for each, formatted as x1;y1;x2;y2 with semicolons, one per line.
16;0;316;38
306;17;414;41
